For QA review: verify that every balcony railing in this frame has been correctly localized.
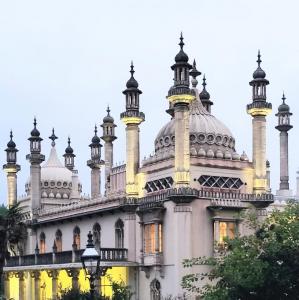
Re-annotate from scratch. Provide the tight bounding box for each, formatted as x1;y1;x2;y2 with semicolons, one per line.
5;248;128;268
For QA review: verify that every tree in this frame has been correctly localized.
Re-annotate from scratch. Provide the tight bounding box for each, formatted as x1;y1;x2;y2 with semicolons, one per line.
182;202;299;300
0;203;27;295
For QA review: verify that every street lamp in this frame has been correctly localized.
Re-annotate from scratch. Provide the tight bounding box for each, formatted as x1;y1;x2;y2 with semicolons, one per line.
81;231;101;299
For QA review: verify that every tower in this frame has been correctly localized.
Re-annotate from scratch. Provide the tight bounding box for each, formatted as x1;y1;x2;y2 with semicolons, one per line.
199;74;213;113
275;93;293;196
247;51;272;194
87;126;104;199
63;137;75;171
101;106;117;191
167;33;195;187
120;62;145;197
26;118;45;212
3;131;21;207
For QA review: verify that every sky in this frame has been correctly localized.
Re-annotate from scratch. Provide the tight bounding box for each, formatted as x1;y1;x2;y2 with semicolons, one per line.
0;0;298;203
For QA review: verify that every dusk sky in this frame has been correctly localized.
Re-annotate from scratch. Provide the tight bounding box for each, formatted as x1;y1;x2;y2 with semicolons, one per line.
0;0;298;203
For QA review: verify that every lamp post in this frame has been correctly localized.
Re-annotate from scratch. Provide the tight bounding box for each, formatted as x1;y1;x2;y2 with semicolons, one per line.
81;231;101;299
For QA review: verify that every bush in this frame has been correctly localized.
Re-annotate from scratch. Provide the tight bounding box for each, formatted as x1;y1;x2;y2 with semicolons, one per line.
59;288;107;300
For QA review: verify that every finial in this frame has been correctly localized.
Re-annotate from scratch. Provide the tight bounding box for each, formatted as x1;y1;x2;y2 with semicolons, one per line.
282;92;286;104
33;117;37;128
203;74;207;89
190;59;201;88
130;61;135;76
68;136;71;146
257;50;262;67
107;105;111;115
94;124;98;135
179;32;184;49
10;130;13;140
49;128;58;147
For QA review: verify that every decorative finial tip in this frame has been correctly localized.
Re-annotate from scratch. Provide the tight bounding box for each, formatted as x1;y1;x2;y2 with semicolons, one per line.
130;61;135;75
193;59;196;67
94;125;98;134
179;32;184;49
257;50;262;65
10;130;13;139
107;105;111;114
33;117;37;127
49;128;58;146
282;92;286;103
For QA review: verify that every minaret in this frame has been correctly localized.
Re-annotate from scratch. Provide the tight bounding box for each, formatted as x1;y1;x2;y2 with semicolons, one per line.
275;93;293;196
63;137;75;171
101;106;117;191
199;74;213;113
87;126;104;199
167;33;195;187
26;118;45;212
3;131;21;207
120;62;145;197
247;51;272;194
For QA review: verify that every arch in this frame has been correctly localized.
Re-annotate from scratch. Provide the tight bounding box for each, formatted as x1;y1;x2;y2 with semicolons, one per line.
93;223;101;251
39;232;46;254
55;229;62;252
115;219;124;248
150;279;161;300
73;226;81;250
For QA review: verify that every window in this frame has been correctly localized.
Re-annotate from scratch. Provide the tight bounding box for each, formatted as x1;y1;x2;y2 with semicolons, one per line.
73;226;80;250
214;221;236;244
115;219;124;248
150;279;161;300
198;175;243;189
39;232;46;254
55;230;62;252
144;223;162;254
93;223;101;251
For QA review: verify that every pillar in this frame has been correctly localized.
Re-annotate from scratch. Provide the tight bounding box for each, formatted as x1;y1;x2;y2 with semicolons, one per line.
4;272;10;300
67;269;80;290
17;271;26;300
30;271;41;300
104;141;113;186
279;131;289;190
47;270;59;300
4;170;19;206
91;168;101;198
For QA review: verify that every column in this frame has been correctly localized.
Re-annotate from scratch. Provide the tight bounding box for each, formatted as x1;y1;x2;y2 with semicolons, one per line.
31;271;41;300
279;131;289;190
47;270;59;300
67;269;80;290
4;272;10;300
91;168;101;198
6;171;18;206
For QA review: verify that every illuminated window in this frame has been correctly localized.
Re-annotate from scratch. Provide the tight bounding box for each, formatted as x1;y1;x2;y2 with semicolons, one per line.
144;223;163;254
55;229;62;252
39;232;46;254
115;219;124;248
215;221;236;244
93;223;101;251
73;226;80;250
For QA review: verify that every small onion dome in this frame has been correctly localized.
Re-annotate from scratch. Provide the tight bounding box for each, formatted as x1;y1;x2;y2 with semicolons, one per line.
278;93;290;113
7;131;16;149
65;137;74;154
253;50;266;79
126;62;139;88
266;160;270;168
199;75;210;100
91;125;101;145
30;117;41;137
175;33;189;63
103;106;114;123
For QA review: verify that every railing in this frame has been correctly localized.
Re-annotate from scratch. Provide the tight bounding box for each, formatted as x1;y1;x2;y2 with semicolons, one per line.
5;248;128;268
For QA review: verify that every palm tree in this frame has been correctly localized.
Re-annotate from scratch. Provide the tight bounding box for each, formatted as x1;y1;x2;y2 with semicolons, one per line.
0;203;27;295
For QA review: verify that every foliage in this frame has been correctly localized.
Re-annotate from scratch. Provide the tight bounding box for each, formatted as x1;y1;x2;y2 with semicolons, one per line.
59;288;108;300
182;202;299;300
108;276;133;300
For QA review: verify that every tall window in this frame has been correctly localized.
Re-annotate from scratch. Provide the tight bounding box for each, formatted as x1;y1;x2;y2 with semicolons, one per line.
93;223;101;251
73;226;81;250
39;232;46;254
55;230;62;252
144;223;162;254
214;221;236;244
150;279;161;300
115;219;124;248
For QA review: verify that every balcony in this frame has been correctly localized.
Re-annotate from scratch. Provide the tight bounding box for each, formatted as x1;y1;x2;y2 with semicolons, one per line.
5;248;128;268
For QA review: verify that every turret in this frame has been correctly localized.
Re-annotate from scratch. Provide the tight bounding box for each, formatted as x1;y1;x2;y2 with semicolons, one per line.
199;74;213;113
275;93;293;196
167;33;195;187
26;118;45;212
120;62;145;197
63;137;75;171
101;106;117;192
3;131;21;207
87;126;104;199
247;51;272;194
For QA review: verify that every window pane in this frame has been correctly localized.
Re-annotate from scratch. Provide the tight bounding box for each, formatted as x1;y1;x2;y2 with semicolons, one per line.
228;222;235;239
219;222;227;243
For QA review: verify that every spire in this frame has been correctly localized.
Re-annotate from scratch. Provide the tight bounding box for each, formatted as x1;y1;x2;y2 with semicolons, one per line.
65;137;74;154
126;61;139;89
199;74;213;113
174;32;189;63
49;128;58;147
63;136;75;170
7;131;16;149
30;117;41;138
179;32;184;49
252;50;266;80
103;105;114;123
5;130;18;164
190;59;201;88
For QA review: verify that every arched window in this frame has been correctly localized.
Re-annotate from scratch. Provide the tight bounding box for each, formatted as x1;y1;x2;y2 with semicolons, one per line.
115;219;124;248
39;232;46;254
55;230;62;252
93;223;101;251
73;226;81;250
150;279;161;300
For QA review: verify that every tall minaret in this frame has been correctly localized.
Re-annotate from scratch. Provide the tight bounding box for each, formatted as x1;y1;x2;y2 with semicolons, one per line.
247;51;272;194
63;137;75;171
101;106;117;191
120;62;145;197
275;93;293;196
87;126;104;199
199;74;213;113
26;118;45;212
3;131;21;207
167;34;195;187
